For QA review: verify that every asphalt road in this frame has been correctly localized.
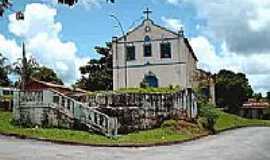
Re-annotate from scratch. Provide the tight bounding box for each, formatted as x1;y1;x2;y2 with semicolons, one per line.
0;127;270;160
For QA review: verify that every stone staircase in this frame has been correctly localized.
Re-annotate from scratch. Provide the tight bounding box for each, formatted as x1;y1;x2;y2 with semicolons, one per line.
14;89;118;137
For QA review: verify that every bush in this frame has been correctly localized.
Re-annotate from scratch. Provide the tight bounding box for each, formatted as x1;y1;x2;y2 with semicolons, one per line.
263;108;270;120
117;86;182;94
198;103;219;133
161;120;178;129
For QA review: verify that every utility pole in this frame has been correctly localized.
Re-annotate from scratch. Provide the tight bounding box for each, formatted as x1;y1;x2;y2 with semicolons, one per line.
110;14;128;88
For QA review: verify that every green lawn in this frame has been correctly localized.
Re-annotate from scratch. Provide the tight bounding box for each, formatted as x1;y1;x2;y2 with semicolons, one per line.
0;110;269;146
214;109;270;132
0;112;192;145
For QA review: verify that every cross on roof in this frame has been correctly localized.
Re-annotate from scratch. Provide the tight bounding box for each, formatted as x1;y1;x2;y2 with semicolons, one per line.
143;8;152;20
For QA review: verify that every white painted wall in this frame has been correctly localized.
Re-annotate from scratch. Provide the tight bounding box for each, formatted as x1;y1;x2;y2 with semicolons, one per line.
112;19;197;90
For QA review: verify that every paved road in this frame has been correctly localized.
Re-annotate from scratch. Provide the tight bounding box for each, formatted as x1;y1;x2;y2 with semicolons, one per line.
0;127;270;160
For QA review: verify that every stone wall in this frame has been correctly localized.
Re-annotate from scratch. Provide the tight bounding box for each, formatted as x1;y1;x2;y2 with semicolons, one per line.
86;89;197;133
13;89;197;135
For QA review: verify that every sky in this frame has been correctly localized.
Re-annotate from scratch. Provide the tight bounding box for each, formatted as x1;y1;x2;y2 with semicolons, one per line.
1;0;270;94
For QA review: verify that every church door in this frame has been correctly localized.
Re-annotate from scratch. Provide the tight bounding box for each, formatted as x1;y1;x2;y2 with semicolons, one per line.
145;75;158;87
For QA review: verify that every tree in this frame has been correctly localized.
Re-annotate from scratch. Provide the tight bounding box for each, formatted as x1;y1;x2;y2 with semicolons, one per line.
266;92;270;102
0;0;24;20
253;93;262;102
32;66;63;85
0;53;11;87
215;70;253;114
13;43;63;88
12;43;39;89
75;42;112;91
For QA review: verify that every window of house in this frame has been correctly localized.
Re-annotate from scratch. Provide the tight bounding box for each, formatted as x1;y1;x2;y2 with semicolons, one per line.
126;46;135;61
160;42;171;58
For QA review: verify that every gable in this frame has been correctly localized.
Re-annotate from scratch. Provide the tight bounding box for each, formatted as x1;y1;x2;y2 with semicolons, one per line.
118;19;179;42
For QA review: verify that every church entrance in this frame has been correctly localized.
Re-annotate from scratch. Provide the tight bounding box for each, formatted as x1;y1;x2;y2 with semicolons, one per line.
144;72;159;87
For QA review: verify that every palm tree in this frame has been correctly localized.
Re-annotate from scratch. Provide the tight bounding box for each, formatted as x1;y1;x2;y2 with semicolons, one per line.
12;43;38;89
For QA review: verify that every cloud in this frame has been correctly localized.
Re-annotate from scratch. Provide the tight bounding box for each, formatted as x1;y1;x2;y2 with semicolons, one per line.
161;16;183;31
0;35;21;63
42;0;102;9
164;0;270;94
0;3;90;85
166;0;182;5
167;0;270;55
190;36;270;94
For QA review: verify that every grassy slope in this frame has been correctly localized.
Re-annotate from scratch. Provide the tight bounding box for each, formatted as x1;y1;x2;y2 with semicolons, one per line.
0;111;269;145
214;109;270;132
0;112;191;145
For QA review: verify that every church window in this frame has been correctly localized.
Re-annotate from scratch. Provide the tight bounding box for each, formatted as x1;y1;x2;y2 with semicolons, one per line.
126;46;136;61
144;35;151;42
143;72;159;88
144;44;152;57
160;42;171;58
144;36;152;57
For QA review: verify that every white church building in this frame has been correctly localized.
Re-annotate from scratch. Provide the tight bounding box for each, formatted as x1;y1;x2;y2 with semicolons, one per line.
112;9;198;90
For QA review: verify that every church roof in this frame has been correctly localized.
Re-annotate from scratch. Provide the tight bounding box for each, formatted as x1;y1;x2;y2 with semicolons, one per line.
184;38;198;61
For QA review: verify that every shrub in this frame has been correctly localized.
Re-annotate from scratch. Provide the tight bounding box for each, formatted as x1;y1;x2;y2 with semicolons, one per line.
198;103;219;134
263;108;270;120
161;120;178;129
117;86;182;94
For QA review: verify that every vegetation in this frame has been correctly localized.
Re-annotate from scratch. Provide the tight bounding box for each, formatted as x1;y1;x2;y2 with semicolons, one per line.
31;66;63;85
262;108;270;120
198;103;270;132
76;43;113;91
267;92;270;102
13;44;63;87
0;53;11;87
215;70;253;114
116;86;182;94
1;107;269;145
253;93;263;101
0;111;196;145
198;103;219;133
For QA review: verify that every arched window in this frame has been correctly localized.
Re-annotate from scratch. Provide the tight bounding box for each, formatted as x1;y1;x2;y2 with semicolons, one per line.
143;72;158;87
144;35;151;43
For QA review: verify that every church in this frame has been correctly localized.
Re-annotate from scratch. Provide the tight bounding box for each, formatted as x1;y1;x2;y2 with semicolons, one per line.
112;9;198;90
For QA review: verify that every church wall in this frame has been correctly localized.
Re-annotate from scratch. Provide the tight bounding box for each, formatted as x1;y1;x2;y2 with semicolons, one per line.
126;63;186;88
113;19;196;90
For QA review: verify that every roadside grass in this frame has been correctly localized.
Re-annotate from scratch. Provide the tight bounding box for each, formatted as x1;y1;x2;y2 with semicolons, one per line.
0;110;270;145
214;109;270;132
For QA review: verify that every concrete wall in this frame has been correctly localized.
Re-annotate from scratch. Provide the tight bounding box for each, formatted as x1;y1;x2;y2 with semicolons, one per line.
112;19;197;90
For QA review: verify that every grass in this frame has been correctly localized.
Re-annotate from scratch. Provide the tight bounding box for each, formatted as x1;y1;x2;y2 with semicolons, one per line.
116;86;182;94
0;110;270;146
0;111;192;145
214;109;270;132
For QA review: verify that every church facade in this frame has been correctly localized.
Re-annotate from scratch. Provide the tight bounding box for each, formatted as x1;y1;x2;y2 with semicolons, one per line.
112;11;198;90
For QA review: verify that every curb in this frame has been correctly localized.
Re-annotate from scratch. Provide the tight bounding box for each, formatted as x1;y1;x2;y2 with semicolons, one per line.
0;125;269;148
0;132;209;148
